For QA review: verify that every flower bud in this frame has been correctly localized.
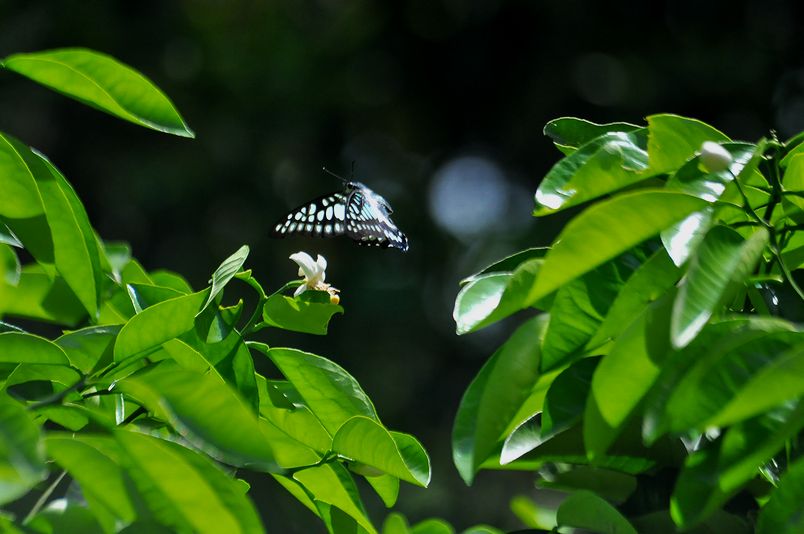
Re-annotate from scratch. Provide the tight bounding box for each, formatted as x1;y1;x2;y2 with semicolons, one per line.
699;141;732;173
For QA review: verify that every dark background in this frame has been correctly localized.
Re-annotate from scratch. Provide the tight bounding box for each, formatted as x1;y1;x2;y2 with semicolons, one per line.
1;1;802;531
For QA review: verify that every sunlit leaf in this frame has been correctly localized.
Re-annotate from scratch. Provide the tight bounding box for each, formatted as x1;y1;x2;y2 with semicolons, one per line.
2;48;194;137
543;117;641;151
646;114;729;175
526;191;707;305
534;130;649;215
333;416;430;487
0;332;70;365
200;245;249;314
671;225;769;348
262;291;343;335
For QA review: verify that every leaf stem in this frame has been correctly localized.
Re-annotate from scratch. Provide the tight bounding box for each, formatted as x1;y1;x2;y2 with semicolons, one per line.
23;470;67;524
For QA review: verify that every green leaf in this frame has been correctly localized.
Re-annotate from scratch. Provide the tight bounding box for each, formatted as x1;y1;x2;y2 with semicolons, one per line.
660;208;713;267
541;259;633;371
534;130;649;215
543;117;641;151
257;376;332;453
782;153;804;213
584;296;672;458
33;153;103;318
26;501;105;534
119;365;279;472
0;132;45;219
262;292;343;335
0;269;87;325
541;356;600;438
200;245;249;314
671;405;804;528
127;283;185;312
148;270;193;294
114;291;206;360
293;463;375;534
537;466;637;504
333;416;430;487
664;330;803;433
411;518;455;534
255;345;377;435
452;315;547;484
664;142;759;203
757;455;804;534
0;394;47;504
365;474;399;508
460;248;548;285
556;490;637;534
709;342;804;427
453;259;542;335
116;430;264;533
45;434;136;530
646;114;729;175
588;248;680;349
382;512;411;534
0;222;22;248
642;317;798;443
55;325;119;374
510;494;556;530
671;225;769;348
0;332;70;364
526;191;708;305
0;244;20;286
3;48;194;137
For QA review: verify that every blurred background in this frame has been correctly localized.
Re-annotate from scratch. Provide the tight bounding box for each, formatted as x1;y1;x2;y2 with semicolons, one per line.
1;0;802;531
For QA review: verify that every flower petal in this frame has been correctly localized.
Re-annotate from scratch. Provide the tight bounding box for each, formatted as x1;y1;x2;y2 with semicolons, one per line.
290;252;317;280
293;284;307;297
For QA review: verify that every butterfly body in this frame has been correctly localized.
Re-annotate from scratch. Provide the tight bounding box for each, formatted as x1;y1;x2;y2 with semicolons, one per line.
272;181;408;251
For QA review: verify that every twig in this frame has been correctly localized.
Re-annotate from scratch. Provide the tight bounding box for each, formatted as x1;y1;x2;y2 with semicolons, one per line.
23;470;67;524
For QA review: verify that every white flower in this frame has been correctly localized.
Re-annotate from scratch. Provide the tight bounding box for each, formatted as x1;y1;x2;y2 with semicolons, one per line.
699;141;732;173
289;252;340;303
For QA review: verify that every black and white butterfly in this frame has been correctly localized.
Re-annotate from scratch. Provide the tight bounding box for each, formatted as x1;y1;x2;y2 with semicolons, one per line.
272;171;409;251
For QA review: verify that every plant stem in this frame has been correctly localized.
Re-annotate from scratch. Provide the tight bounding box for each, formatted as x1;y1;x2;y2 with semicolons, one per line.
23;470;67;524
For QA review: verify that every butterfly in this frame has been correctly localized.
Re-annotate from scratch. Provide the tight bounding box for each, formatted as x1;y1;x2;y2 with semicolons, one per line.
272;170;409;251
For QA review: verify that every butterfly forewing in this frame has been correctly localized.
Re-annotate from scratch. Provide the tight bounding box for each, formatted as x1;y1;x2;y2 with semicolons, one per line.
271;191;348;238
272;181;408;251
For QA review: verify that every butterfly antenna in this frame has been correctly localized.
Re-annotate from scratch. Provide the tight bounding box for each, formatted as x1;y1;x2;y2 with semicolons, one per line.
322;166;348;183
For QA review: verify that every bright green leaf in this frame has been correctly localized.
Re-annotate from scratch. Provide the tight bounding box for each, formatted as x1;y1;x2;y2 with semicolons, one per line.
255;345;377;435
262;292;343;335
3;48;194;137
757;455;804;534
671;225;769;348
646;114;729;175
0;244;20;286
200;245;249;314
460;248;547;285
534;130;649;215
527;191;707;305
333;416;430;487
0;332;70;365
543;117;641;151
293;462;375;534
55;325;119;374
0;132;45;219
119;365;279;472
114;291;206;360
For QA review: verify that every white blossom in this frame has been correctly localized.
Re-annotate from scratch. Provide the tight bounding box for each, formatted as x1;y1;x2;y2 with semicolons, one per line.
699;141;732;173
288;252;340;303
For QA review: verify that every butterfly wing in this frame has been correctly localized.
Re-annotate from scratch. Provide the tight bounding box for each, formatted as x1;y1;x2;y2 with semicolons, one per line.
271;190;349;238
345;186;409;251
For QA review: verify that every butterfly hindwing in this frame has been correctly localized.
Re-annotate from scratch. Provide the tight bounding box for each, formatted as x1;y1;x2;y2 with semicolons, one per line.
272;180;408;251
345;186;409;251
271;191;348;238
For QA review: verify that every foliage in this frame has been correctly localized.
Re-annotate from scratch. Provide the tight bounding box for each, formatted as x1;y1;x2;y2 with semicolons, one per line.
0;48;432;534
453;115;804;532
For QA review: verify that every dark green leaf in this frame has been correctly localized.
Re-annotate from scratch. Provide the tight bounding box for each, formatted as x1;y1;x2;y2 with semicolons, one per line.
452;315;547;484
2;48;194;137
541;356;599;437
556;490;636;534
671;405;804;528
543;117;641;151
526;191;707;305
757;455;804;534
534;130;649;215
671;225;768;348
538;466;636;504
